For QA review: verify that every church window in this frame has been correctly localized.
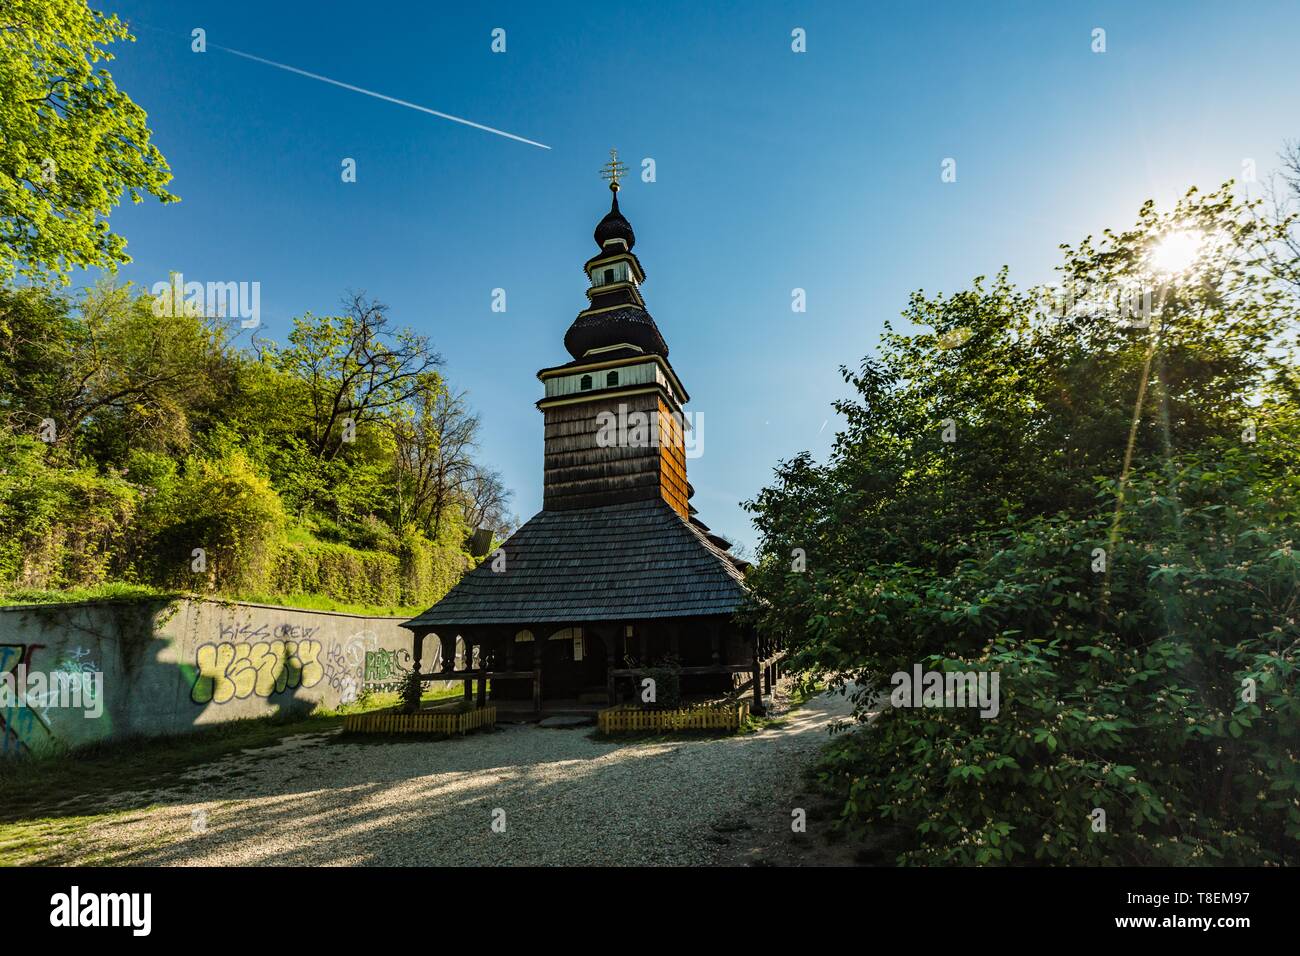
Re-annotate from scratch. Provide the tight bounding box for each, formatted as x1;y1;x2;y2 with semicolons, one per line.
580;374;592;390
604;268;615;284
606;371;618;387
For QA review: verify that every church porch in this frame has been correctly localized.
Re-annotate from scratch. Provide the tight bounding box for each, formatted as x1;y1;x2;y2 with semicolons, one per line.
409;616;781;716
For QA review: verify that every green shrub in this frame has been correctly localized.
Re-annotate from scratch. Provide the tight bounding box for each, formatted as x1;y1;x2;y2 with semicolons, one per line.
143;450;286;594
396;525;472;609
0;431;137;591
807;449;1299;865
271;538;401;607
350;514;401;553
397;669;422;714
122;448;177;489
624;654;682;709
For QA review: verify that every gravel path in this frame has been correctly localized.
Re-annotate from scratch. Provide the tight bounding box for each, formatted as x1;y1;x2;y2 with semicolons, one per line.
68;689;854;866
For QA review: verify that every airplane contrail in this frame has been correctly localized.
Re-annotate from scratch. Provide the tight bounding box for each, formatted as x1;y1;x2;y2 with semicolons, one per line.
210;43;551;150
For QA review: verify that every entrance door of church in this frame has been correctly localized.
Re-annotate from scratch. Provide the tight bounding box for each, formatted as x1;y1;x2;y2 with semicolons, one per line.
542;629;580;699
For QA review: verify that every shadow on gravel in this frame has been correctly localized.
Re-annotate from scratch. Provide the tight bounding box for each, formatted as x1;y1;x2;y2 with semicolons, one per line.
17;691;855;866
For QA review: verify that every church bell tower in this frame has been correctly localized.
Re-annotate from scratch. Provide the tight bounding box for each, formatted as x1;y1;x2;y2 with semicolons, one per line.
536;150;691;517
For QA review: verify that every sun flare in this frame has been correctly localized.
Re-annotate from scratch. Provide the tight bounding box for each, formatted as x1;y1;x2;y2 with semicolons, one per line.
1149;229;1204;275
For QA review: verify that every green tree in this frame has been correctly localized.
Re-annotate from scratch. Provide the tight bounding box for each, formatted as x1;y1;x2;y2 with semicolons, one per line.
0;282;233;460
744;184;1300;864
277;293;442;461
0;285;78;432
0;0;176;285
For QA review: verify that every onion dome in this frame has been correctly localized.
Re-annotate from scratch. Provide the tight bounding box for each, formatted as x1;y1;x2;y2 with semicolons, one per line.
594;192;635;250
565;305;668;359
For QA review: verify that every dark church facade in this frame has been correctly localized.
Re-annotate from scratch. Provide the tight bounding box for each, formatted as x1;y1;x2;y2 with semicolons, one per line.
403;156;776;713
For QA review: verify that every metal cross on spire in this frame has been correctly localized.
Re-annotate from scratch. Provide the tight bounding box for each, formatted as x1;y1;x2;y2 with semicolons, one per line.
599;148;628;191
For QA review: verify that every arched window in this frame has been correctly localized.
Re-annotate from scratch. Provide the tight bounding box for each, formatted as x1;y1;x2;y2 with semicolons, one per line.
549;626;584;662
606;370;618;387
580;374;592;390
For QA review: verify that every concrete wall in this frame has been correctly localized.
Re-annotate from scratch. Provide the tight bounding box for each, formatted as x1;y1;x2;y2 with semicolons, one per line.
0;598;445;757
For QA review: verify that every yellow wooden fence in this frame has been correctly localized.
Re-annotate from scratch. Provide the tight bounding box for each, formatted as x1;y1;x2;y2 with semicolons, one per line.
597;701;750;734
343;706;496;736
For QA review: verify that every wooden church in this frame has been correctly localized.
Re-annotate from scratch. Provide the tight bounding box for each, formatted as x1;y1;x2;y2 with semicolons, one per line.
403;153;776;713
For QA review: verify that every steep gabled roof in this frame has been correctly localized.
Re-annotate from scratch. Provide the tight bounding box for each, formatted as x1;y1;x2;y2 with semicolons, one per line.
403;500;748;629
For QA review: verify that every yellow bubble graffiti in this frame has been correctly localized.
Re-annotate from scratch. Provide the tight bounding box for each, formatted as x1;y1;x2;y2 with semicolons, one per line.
191;640;325;705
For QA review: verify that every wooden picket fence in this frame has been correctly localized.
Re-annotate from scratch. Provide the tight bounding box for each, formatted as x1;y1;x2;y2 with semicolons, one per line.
597;701;750;734
343;706;496;736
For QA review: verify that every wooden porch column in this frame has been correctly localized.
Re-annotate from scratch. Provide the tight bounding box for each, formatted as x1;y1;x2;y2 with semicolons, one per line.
411;630;425;684
750;634;764;715
439;633;456;674
475;632;490;707
462;636;473;703
532;628;543;712
607;624;620;705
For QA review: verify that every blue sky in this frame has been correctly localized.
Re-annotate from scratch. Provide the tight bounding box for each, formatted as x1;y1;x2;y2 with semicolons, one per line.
89;0;1300;550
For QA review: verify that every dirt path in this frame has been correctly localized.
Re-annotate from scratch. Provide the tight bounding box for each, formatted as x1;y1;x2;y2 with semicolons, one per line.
34;688;858;866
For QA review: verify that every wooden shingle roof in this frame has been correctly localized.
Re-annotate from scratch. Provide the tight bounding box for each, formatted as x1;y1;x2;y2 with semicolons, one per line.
404;500;748;629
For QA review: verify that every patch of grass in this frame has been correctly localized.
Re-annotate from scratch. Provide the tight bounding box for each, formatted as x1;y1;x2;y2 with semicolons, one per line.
784;679;827;710
0;583;180;606
0;813;107;866
0;712;334;824
232;591;426;618
344;683;468;715
0;687;432;825
735;680;826;732
0;582;424;618
0;808;187;867
0;681;475;827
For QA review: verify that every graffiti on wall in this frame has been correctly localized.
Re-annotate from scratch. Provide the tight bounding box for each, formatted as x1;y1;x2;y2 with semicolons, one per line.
190;638;325;705
190;625;408;707
320;630;414;703
217;622;321;642
0;643;55;756
322;630;375;705
363;647;412;693
25;646;101;720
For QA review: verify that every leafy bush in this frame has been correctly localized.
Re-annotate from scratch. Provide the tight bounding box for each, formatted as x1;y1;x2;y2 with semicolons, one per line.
624;654;683;709
0;282;504;611
397;669;422;714
808;449;1298;864
0;430;137;590
143;450;286;594
271;538;401;607
397;518;473;608
351;514;402;553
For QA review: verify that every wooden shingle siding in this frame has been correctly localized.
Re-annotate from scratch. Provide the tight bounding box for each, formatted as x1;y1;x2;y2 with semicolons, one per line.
657;396;690;518
541;392;693;517
543;393;678;512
